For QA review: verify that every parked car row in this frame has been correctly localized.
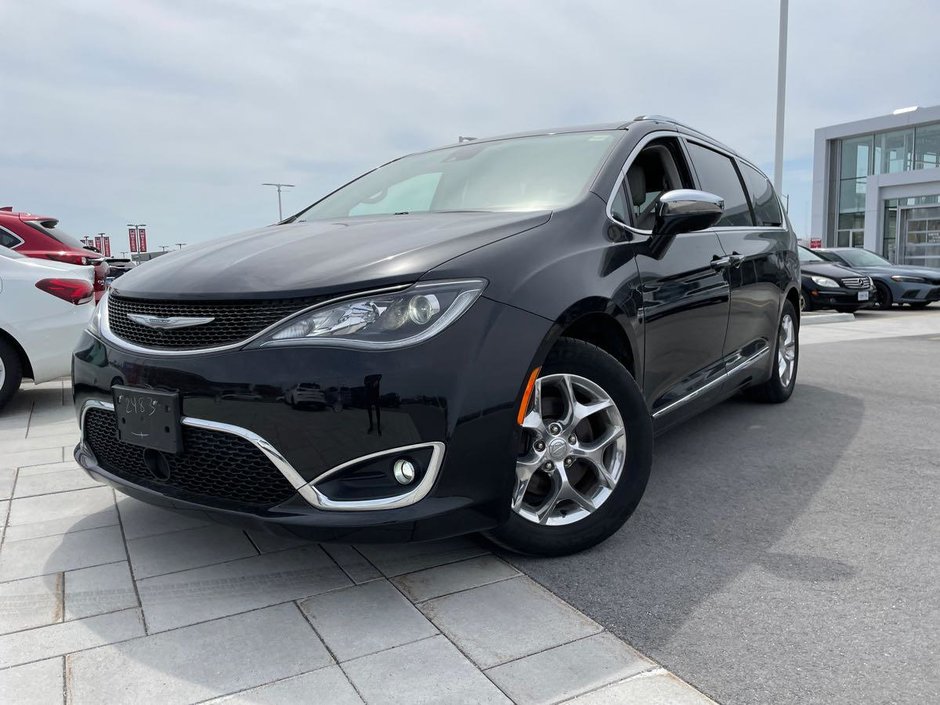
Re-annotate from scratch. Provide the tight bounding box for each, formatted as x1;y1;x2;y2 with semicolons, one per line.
799;244;940;312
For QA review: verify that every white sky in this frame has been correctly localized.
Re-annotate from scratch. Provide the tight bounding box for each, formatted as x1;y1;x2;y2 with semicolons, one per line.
2;0;938;251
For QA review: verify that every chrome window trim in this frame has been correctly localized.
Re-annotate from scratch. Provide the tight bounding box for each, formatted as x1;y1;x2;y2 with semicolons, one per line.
606;130;785;236
651;347;770;419
77;400;445;511
96;283;411;357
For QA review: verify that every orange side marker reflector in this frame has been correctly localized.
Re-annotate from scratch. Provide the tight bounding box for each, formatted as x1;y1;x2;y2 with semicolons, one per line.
517;367;541;425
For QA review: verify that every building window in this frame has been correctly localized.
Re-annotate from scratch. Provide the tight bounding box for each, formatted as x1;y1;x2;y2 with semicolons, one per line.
837;212;865;248
874;129;913;173
839;178;867;213
840;135;872;178
914;123;940;169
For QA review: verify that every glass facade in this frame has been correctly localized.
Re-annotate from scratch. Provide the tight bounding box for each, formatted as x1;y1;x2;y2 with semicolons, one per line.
830;120;940;262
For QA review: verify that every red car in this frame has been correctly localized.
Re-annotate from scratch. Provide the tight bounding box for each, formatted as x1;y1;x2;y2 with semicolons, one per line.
0;206;108;301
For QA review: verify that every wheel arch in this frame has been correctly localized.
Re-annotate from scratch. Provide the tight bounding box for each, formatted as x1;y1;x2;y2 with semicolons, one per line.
535;297;640;380
0;327;33;380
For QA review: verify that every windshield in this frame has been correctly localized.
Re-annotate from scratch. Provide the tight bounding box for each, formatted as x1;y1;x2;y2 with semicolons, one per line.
294;131;620;221
25;220;90;251
798;246;824;263
836;248;891;267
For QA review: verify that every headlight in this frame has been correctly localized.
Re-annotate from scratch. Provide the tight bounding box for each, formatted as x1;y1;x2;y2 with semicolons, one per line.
86;290;109;334
256;279;486;349
890;275;926;283
810;276;839;288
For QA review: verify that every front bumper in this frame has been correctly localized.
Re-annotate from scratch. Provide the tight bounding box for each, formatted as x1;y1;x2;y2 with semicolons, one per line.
804;285;875;309
71;297;550;542
892;282;940;304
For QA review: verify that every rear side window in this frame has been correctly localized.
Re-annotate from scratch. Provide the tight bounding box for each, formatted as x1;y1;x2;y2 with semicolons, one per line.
685;142;754;227
0;227;22;248
740;163;783;226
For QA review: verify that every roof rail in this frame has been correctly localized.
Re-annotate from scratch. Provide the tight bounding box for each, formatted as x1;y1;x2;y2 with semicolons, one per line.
633;114;680;123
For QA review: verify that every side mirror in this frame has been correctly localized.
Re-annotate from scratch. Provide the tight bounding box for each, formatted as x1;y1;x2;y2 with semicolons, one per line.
653;190;724;237
644;189;724;259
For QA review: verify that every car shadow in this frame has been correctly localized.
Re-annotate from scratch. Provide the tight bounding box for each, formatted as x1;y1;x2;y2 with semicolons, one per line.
505;382;864;652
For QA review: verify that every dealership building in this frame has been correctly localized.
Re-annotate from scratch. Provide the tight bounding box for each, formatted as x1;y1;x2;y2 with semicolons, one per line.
811;104;940;267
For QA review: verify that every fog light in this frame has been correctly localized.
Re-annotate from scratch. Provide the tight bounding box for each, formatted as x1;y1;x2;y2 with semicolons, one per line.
393;458;417;485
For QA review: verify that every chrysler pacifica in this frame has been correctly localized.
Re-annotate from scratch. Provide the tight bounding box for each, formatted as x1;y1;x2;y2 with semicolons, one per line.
73;117;800;555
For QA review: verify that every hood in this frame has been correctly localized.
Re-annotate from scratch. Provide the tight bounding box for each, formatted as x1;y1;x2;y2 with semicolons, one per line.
800;261;863;281
113;211;551;300
847;264;940;281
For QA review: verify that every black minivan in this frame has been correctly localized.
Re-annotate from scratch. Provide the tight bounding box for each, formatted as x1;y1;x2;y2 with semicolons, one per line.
73;116;800;556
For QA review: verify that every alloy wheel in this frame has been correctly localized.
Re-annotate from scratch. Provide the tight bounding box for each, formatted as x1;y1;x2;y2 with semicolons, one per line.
777;314;797;387
0;356;5;390
514;373;626;526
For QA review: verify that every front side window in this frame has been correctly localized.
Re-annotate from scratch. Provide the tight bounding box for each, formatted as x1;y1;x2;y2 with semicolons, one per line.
686;142;754;227
740;163;783;226
295;131;621;221
622;139;691;230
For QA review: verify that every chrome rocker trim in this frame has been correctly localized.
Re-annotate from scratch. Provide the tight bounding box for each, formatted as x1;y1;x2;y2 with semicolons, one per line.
77;400;445;512
651;346;770;419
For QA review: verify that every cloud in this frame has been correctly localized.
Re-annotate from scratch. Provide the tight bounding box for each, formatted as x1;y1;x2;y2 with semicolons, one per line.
1;0;937;245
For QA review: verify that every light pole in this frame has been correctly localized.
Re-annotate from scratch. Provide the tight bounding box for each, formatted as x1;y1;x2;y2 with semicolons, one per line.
175;242;186;250
159;245;170;252
262;182;295;221
773;0;788;196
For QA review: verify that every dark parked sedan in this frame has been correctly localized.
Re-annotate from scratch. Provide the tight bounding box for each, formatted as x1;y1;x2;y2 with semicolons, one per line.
815;247;940;309
798;246;874;312
73;117;801;555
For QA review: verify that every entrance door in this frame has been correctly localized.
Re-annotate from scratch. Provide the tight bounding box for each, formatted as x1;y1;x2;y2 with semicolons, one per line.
898;205;940;268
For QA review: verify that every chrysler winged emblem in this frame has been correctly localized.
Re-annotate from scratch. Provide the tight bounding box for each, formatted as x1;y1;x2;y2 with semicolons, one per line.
127;314;215;330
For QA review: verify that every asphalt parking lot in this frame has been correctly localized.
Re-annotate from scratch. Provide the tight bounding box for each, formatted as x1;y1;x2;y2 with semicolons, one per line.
511;308;940;704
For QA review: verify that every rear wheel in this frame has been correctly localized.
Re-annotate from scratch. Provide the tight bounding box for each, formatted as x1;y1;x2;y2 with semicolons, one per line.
488;338;652;556
745;300;798;404
873;282;893;310
800;290;813;312
0;338;24;411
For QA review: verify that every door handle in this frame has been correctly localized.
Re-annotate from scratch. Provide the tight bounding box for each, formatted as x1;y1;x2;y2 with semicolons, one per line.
710;255;732;270
728;252;745;267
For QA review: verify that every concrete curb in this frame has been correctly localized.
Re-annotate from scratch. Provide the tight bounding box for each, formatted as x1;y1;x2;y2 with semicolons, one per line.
801;312;855;325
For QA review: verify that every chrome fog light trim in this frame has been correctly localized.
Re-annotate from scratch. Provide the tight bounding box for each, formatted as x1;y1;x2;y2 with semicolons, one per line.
306;442;446;511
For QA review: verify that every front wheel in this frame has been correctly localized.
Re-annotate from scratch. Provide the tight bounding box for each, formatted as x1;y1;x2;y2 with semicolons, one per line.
873;282;893;310
488;338;653;556
745;300;798;404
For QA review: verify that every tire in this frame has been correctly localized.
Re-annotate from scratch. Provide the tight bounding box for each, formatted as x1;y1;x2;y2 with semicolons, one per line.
745;300;798;404
800;289;813;312
0;338;24;411
909;302;931;309
873;282;893;310
487;338;653;556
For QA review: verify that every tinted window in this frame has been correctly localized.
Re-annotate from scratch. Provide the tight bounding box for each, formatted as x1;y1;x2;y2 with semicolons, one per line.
831;248;890;267
686;142;754;227
296;131;620;220
0;228;21;248
740;163;783;226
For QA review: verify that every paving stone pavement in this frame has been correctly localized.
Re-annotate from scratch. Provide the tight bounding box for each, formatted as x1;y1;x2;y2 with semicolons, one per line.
0;380;716;705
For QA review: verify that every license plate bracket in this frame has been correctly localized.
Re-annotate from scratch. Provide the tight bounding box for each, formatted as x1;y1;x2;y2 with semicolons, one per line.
112;386;182;454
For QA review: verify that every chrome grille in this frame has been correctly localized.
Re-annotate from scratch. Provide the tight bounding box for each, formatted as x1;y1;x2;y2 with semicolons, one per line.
107;294;325;350
840;277;871;290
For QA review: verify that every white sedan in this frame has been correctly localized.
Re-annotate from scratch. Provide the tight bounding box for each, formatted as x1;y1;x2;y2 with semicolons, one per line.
0;247;96;409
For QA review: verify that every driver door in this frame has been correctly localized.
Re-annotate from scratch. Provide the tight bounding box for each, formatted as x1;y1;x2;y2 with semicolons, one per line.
626;138;731;428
